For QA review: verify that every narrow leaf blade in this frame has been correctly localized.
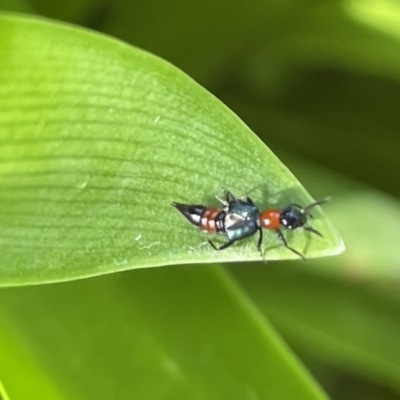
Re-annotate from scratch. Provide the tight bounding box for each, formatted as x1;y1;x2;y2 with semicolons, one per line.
0;14;343;284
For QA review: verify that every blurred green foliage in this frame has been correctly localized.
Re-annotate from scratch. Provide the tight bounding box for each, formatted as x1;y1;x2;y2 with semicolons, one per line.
1;0;400;399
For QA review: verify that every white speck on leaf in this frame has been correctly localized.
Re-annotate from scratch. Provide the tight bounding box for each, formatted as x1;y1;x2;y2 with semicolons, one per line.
113;258;128;266
76;175;89;189
154;116;160;123
139;241;160;250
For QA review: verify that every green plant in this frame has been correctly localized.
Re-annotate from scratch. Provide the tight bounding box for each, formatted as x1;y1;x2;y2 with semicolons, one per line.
1;0;400;399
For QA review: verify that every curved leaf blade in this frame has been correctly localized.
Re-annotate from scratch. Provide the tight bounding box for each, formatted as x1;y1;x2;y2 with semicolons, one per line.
0;266;329;400
0;14;343;285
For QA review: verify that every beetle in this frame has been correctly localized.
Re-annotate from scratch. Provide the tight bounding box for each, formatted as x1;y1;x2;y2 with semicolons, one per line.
172;191;329;260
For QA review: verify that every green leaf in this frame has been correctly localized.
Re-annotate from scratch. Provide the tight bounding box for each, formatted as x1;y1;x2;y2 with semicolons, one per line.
0;311;64;400
99;0;269;82
232;263;400;395
0;0;34;13
0;266;329;400
28;0;271;82
0;14;342;285
0;379;10;400
229;150;400;392
279;149;400;278
217;1;400;198
27;0;97;26
254;0;400;81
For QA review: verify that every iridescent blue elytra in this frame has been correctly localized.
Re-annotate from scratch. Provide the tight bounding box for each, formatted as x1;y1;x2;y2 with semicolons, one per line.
223;196;260;241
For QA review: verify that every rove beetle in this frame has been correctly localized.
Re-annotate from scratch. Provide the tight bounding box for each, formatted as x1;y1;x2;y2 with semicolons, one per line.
172;191;329;260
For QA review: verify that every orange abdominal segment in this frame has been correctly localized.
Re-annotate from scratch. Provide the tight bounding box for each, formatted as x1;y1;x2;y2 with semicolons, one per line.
200;207;221;233
259;209;280;230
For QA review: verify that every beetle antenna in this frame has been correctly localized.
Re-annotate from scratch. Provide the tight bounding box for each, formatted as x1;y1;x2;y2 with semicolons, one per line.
304;197;331;213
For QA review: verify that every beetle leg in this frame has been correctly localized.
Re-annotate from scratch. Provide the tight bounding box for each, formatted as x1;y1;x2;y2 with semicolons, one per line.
256;227;263;254
208;239;237;251
304;226;323;237
275;229;305;261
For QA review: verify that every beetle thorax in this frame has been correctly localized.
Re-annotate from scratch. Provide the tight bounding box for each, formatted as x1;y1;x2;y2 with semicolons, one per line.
259;209;280;229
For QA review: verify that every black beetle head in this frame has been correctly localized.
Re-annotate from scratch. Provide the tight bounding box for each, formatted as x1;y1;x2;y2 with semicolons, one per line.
279;197;330;235
279;206;307;230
